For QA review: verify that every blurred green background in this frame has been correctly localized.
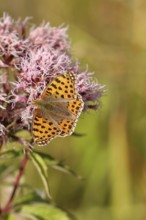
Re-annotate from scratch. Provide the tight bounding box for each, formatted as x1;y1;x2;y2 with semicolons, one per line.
1;0;146;220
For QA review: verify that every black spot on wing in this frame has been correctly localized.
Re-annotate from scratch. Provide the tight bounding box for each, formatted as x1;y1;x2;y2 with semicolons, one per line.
34;122;41;126
51;83;57;89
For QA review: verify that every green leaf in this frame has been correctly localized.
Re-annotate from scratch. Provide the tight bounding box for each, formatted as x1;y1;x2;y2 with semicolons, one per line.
3;214;16;220
0;161;19;179
0;150;22;179
51;161;84;180
29;152;51;200
17;213;39;220
4;213;39;220
33;150;83;180
14;192;47;208
0;150;22;160
15;130;32;141
0;164;9;174
19;213;40;220
20;204;72;220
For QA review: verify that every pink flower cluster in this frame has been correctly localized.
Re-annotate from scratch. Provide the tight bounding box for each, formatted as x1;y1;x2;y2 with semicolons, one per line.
0;13;105;146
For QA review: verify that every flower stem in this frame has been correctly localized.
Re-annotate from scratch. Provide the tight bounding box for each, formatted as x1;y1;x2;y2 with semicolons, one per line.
1;151;29;215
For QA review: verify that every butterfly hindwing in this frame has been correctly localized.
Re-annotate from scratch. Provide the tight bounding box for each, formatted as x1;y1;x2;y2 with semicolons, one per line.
58;94;84;136
32;109;61;146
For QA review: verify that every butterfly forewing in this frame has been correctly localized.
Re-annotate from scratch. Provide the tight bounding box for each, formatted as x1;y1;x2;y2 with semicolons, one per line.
41;72;77;100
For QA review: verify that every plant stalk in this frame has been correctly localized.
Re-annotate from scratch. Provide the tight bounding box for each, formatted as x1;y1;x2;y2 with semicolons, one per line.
1;151;29;216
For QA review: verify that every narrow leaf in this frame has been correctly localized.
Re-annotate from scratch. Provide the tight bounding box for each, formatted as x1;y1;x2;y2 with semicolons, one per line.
29;152;51;200
0;150;22;160
14;191;47;208
3;214;16;220
33;150;83;180
20;204;72;220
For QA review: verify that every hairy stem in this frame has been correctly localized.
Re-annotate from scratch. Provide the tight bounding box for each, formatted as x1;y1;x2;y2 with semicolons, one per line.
1;151;29;215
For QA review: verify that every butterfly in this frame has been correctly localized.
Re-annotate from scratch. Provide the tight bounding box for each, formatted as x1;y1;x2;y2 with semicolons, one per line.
32;72;84;146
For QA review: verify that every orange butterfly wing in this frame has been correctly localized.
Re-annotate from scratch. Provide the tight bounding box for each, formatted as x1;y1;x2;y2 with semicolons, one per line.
32;73;83;146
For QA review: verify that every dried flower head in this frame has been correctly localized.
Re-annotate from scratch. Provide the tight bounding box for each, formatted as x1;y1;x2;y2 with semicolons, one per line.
0;13;105;147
